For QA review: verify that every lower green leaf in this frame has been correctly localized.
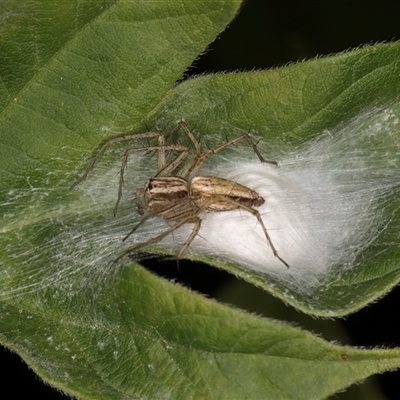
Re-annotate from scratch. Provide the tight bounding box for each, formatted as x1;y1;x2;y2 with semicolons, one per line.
2;263;400;399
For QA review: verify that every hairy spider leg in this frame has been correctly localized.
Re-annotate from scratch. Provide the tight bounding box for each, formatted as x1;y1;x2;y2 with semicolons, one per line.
194;193;289;268
70;131;164;189
211;195;289;268
167;126;278;180
113;214;200;263
163;121;202;154
124;193;198;244
122;213;152;241
157;133;166;172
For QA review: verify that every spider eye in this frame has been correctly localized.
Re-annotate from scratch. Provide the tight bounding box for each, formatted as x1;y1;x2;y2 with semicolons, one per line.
145;179;154;191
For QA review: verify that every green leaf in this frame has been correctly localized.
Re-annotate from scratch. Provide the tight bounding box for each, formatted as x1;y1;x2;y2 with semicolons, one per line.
1;1;400;398
3;263;400;399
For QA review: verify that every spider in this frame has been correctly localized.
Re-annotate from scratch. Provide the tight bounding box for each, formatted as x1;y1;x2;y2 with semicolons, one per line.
70;122;289;268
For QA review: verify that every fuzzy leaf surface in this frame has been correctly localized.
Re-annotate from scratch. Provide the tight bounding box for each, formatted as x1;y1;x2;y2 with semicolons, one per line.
1;1;400;398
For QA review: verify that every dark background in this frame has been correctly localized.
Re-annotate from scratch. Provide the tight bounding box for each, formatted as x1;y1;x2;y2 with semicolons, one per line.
2;1;400;398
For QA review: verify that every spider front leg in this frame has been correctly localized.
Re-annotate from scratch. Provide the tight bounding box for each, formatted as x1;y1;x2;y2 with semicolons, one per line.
70;130;165;189
164;121;202;154
165;124;278;180
186;133;278;180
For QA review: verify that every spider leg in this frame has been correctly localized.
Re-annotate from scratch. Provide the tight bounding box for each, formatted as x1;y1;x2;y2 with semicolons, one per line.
154;143;190;177
157;133;166;172
186;133;278;181
210;196;289;268
70;131;163;189
164;121;202;154
122;213;152;242
123;194;192;242
238;201;289;268
160;122;204;180
177;217;201;259
114;215;195;263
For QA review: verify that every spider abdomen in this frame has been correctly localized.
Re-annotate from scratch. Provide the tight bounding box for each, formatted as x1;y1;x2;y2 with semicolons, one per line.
190;176;265;211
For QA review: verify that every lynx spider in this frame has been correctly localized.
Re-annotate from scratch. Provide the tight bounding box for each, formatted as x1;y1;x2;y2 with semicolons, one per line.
71;122;289;268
